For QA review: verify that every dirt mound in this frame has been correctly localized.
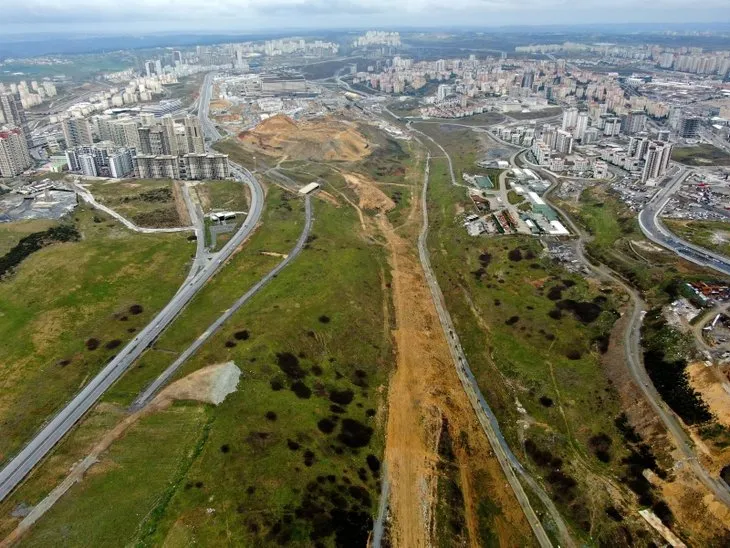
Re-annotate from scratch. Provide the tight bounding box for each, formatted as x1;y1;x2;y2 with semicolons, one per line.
238;115;370;162
343;173;395;213
158;361;241;405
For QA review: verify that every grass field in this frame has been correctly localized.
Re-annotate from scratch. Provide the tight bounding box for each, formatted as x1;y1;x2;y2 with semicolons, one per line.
422;137;670;542
506;107;562;120
664;219;730;258
564;186;718;295
507;190;524;205
0;219;58;256
85;179;182;228
0;206;191;465
6;178;394;546
412;122;497;183
671;144;730;167
21;405;209;547
202;180;249;213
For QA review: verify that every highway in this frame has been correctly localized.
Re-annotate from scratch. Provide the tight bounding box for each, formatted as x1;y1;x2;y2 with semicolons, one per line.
131;194;313;409
198;72;223;141
417;154;571;548
525;158;730;508
638;168;730;277
0;72;265;504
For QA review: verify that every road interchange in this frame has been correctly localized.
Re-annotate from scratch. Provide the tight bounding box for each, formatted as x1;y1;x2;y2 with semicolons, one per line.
0;72;264;503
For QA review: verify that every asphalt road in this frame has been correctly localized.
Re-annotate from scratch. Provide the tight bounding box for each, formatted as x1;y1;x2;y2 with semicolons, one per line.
0;72;265;504
131;194;313;409
416;154;569;548
526;157;730;509
198;72;223;141
638;169;730;278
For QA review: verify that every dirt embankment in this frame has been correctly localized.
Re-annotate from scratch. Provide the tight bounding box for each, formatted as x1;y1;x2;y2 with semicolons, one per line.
346;172;532;546
238;114;371;162
688;362;730;430
601;310;730;544
172;182;192;226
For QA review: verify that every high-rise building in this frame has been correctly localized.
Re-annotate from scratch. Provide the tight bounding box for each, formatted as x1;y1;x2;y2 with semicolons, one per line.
624;110;647;135
179;153;230;179
137;124;171;155
163;115;179;156
184;116;205;153
0;93;32;149
521;71;534;89
145;60;156;78
436;84;451;103
603;117;621;136
0;126;31;177
173;51;183;65
642;141;673;183
573;112;588;140
678;117;701;139
78;153;98;177
62;118;93;148
109;149;135;178
555;130;574;154
561;107;579;131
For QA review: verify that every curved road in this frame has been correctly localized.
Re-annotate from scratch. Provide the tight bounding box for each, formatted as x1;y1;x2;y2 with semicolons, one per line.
637;169;730;278
0;72;265;504
526;157;730;508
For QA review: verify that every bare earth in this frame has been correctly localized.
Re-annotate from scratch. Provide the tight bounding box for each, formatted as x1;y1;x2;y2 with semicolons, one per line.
238;114;371;162
346;171;532;546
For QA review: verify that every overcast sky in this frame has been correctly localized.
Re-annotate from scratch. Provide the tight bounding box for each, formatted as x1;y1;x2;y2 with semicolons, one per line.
1;0;729;34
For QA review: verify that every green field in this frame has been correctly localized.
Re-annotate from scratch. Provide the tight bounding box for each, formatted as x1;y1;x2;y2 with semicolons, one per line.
421;130;671;542
664;219;730;258
0;207;191;464
202;180;249;213
671;144;730;167
84;179;182;228
507;190;524;204
22;406;209;547
7;178;394;546
564;186;718;294
0;219;57;256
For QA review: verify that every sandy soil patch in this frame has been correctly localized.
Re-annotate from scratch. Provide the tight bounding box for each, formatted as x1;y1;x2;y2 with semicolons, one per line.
688;362;730;429
345;172;531;546
158;361;241;405
238;114;370;162
171;182;191;226
343;173;395;213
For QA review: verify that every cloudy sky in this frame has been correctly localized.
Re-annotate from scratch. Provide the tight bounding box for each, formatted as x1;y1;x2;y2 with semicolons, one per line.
1;0;729;34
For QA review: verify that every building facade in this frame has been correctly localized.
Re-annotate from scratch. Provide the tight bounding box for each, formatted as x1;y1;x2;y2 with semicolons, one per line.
0;126;31;177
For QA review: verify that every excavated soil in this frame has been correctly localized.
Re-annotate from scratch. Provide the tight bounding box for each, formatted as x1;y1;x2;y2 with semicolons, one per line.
238;114;370;162
172;182;192;226
601;301;730;543
687;362;730;430
346;172;532;547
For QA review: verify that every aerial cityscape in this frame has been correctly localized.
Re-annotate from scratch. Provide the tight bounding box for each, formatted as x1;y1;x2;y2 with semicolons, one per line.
1;4;730;547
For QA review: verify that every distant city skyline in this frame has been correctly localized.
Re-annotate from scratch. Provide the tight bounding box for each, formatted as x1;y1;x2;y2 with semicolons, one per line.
2;0;730;34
